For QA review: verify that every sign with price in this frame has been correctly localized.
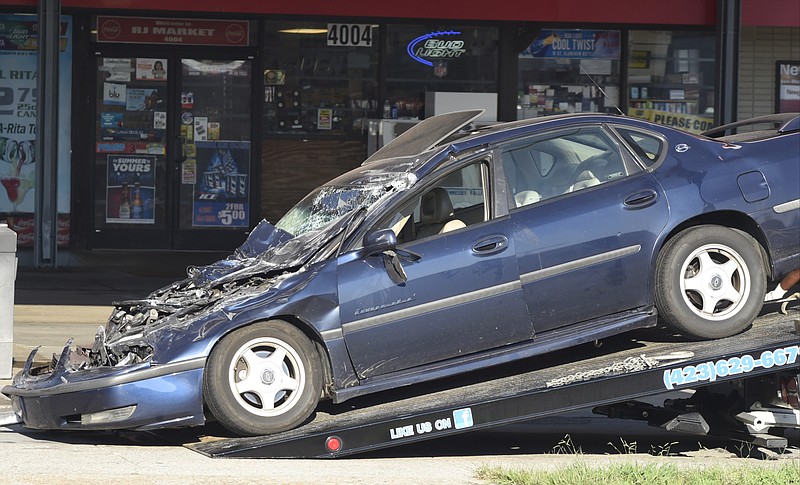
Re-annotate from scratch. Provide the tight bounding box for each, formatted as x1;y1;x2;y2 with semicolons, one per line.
327;24;374;47
0;14;72;224
192;140;250;227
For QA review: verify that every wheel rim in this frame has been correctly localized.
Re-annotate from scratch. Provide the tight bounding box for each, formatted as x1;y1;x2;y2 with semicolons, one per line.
678;243;751;321
227;337;306;417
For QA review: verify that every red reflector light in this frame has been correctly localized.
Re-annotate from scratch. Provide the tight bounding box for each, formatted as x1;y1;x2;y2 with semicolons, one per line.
325;435;343;453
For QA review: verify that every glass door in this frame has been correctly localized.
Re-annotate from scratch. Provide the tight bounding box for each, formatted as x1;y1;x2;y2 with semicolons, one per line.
173;58;253;248
91;53;253;250
92;54;172;248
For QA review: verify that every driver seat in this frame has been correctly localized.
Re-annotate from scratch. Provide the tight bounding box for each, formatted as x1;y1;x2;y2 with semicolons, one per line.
416;188;466;239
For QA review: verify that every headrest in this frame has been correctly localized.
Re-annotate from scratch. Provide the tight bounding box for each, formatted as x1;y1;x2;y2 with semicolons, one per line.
420;187;454;224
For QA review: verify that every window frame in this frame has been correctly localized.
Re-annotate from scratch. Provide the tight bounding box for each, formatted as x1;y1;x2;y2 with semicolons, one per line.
608;124;669;170
365;155;495;247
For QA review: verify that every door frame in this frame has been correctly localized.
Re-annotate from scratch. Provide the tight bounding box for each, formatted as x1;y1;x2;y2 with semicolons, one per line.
88;44;261;250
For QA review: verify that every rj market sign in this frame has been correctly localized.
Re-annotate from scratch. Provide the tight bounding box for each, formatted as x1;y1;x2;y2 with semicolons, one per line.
96;16;249;46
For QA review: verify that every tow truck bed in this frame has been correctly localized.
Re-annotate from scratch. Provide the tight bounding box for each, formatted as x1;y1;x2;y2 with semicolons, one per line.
188;311;799;458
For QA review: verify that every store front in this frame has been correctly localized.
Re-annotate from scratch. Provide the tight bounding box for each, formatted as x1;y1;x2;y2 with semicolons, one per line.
515;28;718;134
0;1;796;263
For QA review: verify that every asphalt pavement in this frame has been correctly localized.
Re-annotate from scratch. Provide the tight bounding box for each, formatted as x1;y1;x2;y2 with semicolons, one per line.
0;252;797;483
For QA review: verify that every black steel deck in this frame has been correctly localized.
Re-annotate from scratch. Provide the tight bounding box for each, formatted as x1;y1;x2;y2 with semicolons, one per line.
188;311;799;458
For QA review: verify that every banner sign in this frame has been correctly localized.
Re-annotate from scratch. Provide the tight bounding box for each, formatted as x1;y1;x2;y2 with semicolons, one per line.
0;14;72;246
96;16;249;46
192;141;250;228
776;60;800;113
520;30;621;59
629;108;714;134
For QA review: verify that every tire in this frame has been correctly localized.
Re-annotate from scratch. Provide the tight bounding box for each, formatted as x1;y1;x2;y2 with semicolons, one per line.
654;225;766;339
203;320;322;436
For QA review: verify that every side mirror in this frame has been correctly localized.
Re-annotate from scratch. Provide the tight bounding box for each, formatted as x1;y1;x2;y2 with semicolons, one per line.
363;228;397;256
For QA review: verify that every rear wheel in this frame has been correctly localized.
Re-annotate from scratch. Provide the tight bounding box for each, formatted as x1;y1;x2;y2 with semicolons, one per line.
655;225;766;339
203;320;322;436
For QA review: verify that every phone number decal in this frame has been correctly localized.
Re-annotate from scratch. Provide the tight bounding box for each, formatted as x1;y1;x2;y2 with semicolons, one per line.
663;345;799;390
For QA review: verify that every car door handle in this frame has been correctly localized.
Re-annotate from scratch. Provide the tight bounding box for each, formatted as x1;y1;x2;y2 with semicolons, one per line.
624;190;658;209
472;235;509;255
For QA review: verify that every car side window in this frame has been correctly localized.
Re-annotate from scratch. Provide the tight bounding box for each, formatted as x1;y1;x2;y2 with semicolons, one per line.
502;126;630;209
382;161;487;244
613;127;666;167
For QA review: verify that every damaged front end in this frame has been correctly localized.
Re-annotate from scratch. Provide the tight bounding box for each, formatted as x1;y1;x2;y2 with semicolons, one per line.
2;166;419;431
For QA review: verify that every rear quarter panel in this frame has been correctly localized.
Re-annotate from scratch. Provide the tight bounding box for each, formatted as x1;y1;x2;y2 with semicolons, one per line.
651;129;799;276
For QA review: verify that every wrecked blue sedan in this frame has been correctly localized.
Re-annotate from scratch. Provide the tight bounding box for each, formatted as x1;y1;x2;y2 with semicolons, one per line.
3;110;799;436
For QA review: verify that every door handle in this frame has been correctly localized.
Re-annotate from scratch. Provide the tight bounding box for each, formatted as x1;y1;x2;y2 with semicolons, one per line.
623;190;658;209
472;235;509;255
175;135;187;163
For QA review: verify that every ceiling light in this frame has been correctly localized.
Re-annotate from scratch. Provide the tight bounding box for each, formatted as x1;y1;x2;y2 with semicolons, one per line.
278;28;327;35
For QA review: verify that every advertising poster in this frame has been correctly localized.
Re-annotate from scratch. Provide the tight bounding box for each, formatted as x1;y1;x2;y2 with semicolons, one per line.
125;88;160;111
106;154;156;224
193;141;250;227
520;30;621;59
0;14;73;246
99;58;132;82
103;82;127;106
136;58;168;81
776;61;800;113
318;108;332;130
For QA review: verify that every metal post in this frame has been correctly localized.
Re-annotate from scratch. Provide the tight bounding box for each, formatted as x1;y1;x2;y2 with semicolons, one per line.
34;0;60;268
716;0;741;125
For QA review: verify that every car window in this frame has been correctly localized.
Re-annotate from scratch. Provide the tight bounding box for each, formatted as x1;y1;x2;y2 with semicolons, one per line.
381;161;487;244
613;127;666;167
501;126;630;209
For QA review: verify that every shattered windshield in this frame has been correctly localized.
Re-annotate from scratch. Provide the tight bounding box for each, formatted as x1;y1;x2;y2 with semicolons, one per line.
275;165;419;238
276;185;388;238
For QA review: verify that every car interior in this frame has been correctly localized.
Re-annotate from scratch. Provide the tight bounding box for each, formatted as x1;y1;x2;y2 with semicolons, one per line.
503;129;629;209
386;162;487;244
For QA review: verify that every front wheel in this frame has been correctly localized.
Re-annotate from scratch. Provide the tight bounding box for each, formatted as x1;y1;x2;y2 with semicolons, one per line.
203;320;322;436
655;225;766;339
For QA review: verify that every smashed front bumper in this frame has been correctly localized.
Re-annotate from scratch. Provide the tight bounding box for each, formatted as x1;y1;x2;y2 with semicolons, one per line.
1;341;206;431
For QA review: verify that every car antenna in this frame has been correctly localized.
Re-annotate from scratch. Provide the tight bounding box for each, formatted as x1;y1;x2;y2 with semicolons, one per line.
580;64;624;116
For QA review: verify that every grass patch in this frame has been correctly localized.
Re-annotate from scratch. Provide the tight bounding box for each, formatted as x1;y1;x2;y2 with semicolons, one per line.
476;461;800;485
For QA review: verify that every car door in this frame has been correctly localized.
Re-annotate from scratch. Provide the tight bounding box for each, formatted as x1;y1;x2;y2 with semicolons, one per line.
502;124;670;333
337;159;533;379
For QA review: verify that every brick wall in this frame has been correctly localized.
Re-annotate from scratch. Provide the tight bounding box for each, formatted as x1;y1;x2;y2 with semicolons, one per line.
738;26;800;119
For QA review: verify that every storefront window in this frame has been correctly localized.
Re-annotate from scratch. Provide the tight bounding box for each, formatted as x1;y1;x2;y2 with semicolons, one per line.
384;24;499;119
262;22;379;137
627;30;716;133
517;29;621;119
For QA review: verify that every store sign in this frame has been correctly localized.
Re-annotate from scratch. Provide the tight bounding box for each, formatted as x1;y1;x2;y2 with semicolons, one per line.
520;30;620;59
96;16;249;46
407;30;465;66
327;24;373;47
776;60;800;113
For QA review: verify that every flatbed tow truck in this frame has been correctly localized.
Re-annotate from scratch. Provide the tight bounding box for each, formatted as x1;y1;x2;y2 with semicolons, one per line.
185;306;800;459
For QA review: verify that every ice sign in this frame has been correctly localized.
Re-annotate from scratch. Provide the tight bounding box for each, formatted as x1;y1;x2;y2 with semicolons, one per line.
452;407;473;429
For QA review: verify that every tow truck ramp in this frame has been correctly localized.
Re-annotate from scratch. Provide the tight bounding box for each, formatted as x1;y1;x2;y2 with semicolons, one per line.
188;312;799;458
